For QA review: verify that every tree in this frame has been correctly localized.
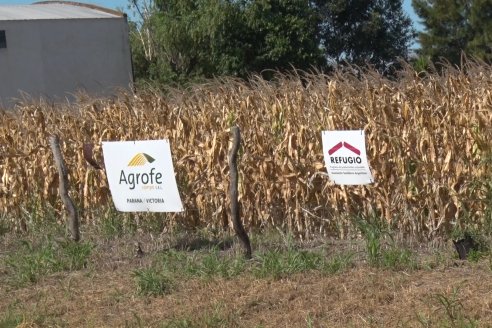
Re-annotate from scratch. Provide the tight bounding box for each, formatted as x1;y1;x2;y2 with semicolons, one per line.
315;0;415;71
466;0;492;62
128;0;244;84
128;20;152;81
413;0;492;65
412;0;471;65
128;0;325;84
128;0;415;84
242;0;325;74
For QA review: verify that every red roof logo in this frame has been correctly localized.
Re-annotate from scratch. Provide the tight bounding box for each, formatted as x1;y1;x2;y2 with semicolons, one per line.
328;141;361;156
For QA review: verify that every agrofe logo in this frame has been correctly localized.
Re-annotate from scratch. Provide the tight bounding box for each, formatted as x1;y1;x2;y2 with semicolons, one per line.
127;153;155;166
328;141;362;164
119;153;163;190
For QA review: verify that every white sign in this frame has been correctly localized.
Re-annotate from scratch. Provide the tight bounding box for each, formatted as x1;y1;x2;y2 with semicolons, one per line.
102;140;183;212
322;130;374;185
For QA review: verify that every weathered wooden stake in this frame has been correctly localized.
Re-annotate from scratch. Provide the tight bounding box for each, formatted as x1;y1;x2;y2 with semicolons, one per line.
49;135;80;241
229;126;252;259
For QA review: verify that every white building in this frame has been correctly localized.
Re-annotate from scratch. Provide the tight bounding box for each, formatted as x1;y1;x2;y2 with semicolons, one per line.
0;1;133;108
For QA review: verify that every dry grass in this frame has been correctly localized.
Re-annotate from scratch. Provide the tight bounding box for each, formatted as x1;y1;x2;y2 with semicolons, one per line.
1;231;491;327
1;62;491;239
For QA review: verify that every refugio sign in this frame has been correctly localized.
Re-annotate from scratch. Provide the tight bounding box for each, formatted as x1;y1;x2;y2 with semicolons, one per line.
102;140;183;212
322;130;374;185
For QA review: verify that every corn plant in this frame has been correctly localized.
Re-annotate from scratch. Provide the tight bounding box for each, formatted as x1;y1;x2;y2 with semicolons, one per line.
1;61;491;239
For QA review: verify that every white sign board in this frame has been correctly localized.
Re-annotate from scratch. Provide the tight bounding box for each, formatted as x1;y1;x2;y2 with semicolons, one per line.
102;140;183;212
322;130;374;185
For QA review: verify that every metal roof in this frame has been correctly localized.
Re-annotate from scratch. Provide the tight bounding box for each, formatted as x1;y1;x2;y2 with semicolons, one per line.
0;2;123;21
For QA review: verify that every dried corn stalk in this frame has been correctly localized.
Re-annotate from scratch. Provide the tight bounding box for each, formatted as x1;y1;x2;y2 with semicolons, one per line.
0;62;491;239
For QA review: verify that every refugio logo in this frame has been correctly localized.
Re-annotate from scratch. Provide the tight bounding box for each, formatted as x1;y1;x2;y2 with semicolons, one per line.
328;141;362;163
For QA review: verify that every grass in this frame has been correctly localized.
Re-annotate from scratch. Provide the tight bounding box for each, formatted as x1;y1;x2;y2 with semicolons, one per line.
4;237;93;287
322;252;355;274
132;249;247;297
466;249;487;263
123;304;239;327
2;227;354;298
354;214;389;265
133;239;355;296
354;214;418;270
155;249;246;279
133;267;173;296
0;215;9;238
161;318;195;328
161;304;238;328
2;225;492;326
99;208;136;238
416;286;479;328
380;247;417;270
128;227;441;297
0;300;60;328
3;221;482;303
196;250;246;278
0;311;22;328
432;287;478;328
59;239;93;270
253;248;326;279
126;228;358;297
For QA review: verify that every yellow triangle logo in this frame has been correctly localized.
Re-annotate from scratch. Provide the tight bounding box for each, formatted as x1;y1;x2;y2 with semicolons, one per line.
128;153;155;167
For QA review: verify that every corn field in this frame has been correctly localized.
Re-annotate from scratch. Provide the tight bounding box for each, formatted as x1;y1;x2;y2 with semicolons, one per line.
1;63;491;239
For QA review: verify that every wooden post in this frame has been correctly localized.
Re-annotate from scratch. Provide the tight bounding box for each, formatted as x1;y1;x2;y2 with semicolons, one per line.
229;126;252;259
49;135;80;241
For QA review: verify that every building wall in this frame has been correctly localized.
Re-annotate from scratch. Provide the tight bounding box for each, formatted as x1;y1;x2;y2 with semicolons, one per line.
0;17;133;108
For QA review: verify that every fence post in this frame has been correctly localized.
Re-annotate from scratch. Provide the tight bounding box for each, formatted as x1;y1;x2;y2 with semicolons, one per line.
229;126;252;259
49;135;80;241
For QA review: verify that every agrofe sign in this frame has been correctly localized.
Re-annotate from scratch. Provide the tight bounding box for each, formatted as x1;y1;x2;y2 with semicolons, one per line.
102;140;183;212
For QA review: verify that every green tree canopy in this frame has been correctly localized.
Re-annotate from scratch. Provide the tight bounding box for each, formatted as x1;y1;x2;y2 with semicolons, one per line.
129;0;324;84
413;0;492;65
315;0;415;71
129;0;415;84
133;0;245;84
241;0;325;73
